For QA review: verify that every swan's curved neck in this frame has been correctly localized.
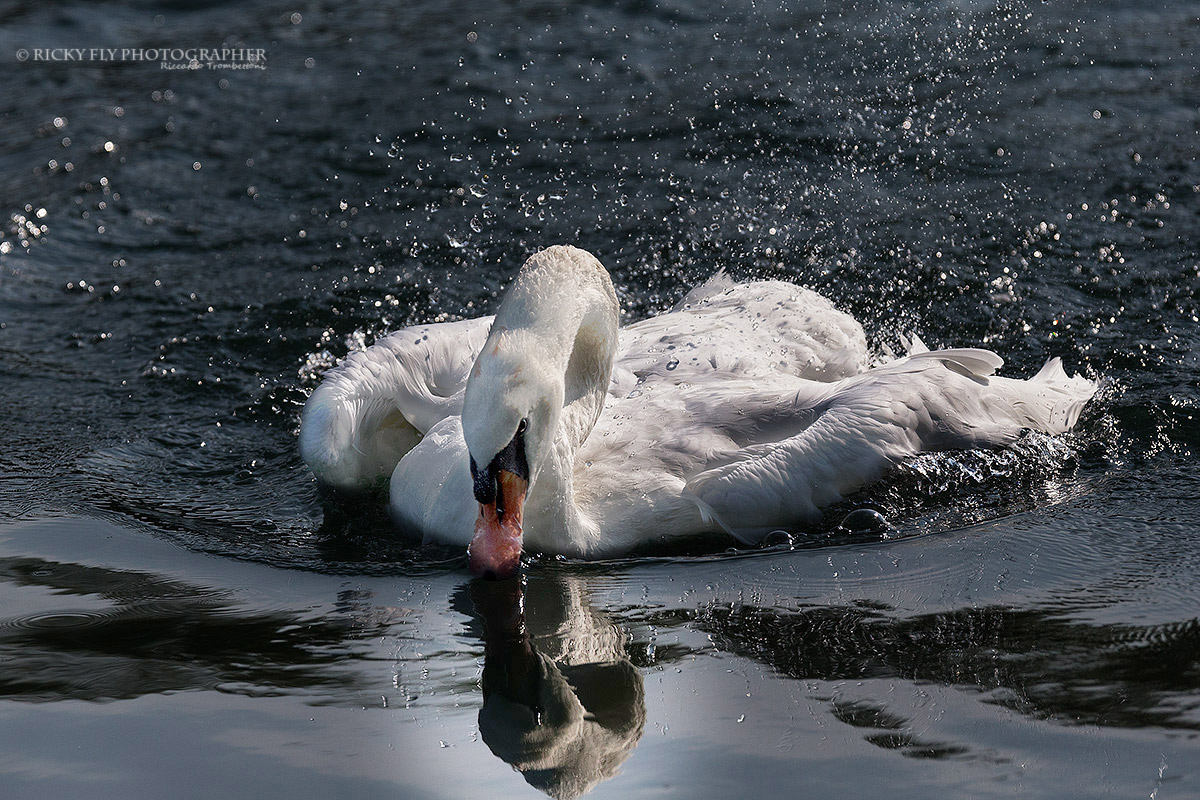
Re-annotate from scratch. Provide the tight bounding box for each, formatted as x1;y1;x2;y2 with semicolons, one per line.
534;307;616;553
466;246;619;554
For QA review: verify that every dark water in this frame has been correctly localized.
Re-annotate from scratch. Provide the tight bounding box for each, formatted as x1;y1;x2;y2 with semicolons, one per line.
1;0;1198;797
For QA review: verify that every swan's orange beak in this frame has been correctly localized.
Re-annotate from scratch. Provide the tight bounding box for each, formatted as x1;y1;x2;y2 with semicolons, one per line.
468;469;528;580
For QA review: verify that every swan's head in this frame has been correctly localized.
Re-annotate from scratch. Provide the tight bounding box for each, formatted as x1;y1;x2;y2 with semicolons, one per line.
462;329;563;580
459;245;618;579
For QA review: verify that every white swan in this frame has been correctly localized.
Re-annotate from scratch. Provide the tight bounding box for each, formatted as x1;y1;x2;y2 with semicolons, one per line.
300;245;1095;577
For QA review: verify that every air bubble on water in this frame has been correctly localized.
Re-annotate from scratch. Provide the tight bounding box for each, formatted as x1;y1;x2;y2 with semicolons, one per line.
837;508;889;535
760;530;795;549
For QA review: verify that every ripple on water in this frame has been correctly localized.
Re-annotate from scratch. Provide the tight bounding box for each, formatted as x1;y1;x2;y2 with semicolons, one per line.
2;610;116;632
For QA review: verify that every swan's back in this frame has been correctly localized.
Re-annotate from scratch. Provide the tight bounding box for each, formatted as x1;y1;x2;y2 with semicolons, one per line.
614;275;869;391
300;273;864;495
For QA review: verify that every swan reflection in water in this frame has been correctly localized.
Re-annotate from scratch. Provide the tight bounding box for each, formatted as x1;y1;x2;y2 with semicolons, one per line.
471;575;645;799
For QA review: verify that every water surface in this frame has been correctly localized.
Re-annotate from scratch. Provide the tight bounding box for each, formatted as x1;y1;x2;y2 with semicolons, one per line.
1;0;1198;797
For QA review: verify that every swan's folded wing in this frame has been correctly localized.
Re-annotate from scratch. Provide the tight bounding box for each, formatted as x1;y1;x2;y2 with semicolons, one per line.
682;392;917;544
299;316;493;492
682;350;1095;543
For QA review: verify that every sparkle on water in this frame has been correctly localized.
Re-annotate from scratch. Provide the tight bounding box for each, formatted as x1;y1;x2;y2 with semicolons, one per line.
0;0;1198;798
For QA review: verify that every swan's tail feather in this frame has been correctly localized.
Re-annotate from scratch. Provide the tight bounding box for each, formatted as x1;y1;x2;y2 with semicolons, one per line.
997;356;1096;434
891;348;1094;440
1035;355;1068;381
876;333;928;366
904;332;929;356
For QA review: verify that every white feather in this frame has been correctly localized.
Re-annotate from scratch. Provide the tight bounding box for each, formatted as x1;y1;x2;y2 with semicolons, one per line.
298;316;491;490
299;246;1097;556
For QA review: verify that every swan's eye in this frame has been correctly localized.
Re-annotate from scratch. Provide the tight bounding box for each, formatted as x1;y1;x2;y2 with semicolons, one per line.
517;418;527;434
